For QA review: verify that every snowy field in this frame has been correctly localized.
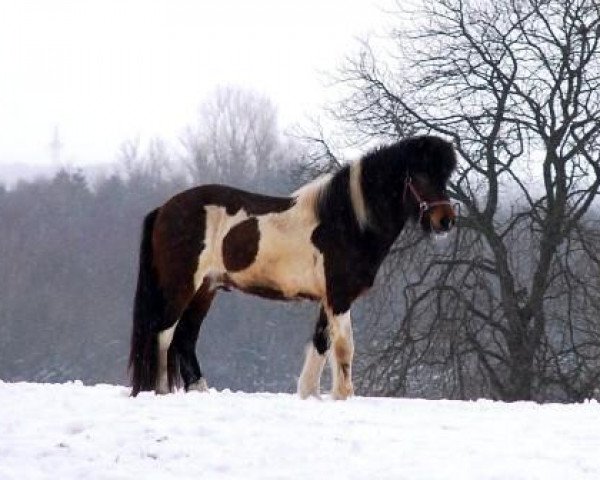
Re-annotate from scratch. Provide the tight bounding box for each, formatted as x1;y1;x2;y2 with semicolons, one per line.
0;381;599;479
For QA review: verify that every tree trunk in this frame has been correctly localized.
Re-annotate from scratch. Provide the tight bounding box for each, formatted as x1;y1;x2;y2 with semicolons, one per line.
505;308;542;401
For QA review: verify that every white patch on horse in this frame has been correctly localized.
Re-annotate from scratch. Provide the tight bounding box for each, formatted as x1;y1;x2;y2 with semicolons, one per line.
193;205;248;291
349;160;369;229
337;310;352;336
297;343;327;399
156;321;178;394
230;197;325;299
292;173;332;212
194;193;327;301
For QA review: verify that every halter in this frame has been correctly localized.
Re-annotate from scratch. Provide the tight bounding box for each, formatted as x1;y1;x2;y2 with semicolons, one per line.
403;175;454;223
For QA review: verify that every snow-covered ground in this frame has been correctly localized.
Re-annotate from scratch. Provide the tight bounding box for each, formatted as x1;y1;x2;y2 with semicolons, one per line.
0;381;599;479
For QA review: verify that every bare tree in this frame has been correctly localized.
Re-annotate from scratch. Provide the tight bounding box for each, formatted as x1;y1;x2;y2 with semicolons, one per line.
183;86;295;193
336;0;600;401
118;137;175;190
291;120;345;185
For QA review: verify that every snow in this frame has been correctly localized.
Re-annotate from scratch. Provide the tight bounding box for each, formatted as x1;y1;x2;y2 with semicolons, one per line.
0;381;599;479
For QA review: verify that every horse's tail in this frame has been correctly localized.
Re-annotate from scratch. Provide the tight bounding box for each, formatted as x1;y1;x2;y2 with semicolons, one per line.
129;208;164;396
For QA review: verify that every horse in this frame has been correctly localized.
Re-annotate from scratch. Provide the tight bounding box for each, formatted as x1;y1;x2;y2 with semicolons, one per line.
128;134;457;399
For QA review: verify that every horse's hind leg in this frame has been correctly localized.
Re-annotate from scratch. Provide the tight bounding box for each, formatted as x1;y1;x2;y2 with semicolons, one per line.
157;318;179;394
172;281;216;392
155;288;198;394
298;306;329;398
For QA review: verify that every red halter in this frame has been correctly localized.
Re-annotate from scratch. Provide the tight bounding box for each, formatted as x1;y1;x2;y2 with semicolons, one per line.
403;175;454;222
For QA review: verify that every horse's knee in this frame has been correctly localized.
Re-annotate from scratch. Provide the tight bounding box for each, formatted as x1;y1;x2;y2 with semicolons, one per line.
330;310;354;361
312;307;330;354
332;335;354;396
334;336;353;366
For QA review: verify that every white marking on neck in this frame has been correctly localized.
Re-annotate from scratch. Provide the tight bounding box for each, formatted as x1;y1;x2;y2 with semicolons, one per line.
349;160;369;230
292;174;332;213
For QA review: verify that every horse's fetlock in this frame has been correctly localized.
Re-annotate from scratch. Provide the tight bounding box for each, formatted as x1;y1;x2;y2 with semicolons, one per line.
298;375;321;399
332;380;354;400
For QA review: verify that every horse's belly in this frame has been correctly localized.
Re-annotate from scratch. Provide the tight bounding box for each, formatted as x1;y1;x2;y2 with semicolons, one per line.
229;218;325;300
232;250;324;299
194;203;325;300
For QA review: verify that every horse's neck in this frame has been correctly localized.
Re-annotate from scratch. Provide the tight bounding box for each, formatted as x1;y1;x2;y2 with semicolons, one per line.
348;220;406;281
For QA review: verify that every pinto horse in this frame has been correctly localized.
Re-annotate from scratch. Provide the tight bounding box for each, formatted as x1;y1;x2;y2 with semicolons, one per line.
129;135;457;399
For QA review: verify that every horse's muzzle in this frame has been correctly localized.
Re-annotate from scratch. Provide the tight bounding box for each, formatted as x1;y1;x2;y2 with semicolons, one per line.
427;203;457;234
439;215;455;232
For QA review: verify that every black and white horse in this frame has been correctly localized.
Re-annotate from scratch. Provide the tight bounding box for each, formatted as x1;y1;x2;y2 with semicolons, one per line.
129;135;457;399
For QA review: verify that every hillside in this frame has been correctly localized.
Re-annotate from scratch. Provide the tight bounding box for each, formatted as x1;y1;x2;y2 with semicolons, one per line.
1;381;599;479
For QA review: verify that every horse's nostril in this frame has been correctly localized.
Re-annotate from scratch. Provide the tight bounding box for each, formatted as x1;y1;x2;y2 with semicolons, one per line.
440;216;454;231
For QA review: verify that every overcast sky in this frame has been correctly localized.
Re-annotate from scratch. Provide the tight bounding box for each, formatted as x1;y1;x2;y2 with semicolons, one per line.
0;0;396;168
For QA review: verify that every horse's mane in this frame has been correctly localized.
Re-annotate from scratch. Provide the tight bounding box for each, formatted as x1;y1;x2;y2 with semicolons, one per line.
292;135;456;227
361;135;457;183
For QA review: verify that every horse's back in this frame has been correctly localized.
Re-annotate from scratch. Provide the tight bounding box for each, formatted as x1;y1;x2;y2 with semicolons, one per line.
165;184;293;216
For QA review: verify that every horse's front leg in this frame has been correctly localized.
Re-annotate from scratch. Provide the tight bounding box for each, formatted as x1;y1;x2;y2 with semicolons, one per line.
298;305;355;400
298;306;329;399
328;308;355;400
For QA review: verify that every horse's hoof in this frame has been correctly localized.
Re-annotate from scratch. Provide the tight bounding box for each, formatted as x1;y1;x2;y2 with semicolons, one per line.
188;378;209;393
298;390;322;400
331;383;354;400
297;381;320;399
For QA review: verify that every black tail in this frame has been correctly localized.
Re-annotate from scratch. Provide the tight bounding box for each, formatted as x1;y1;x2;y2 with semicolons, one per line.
129;208;165;396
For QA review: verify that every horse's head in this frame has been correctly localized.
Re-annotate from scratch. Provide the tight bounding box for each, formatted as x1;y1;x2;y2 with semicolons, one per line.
403;174;456;234
400;136;457;235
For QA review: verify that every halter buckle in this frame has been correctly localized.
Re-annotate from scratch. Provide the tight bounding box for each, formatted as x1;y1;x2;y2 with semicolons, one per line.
405;174;455;223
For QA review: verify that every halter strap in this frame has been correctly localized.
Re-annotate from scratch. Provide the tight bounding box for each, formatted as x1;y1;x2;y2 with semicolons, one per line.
403;175;453;222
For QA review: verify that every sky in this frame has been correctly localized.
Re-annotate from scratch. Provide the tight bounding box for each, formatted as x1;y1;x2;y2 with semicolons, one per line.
0;0;396;168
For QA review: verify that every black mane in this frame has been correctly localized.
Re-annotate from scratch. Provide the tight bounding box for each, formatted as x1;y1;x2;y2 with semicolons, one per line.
362;135;457;186
315;135;456;235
